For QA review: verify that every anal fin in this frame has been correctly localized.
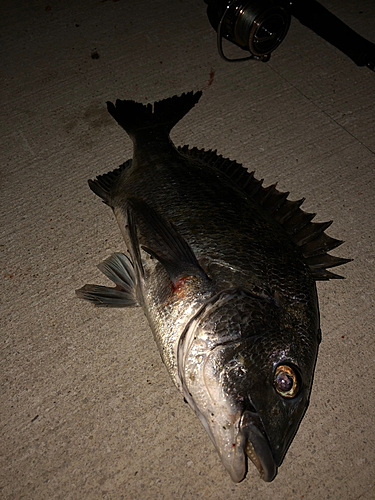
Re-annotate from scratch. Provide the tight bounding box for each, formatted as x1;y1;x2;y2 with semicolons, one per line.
88;159;132;207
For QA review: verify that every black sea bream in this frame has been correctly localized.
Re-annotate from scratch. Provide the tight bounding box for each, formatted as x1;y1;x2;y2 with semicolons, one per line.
77;91;350;482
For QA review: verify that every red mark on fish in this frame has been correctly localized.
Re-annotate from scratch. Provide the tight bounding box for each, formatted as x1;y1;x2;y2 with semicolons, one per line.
172;276;190;293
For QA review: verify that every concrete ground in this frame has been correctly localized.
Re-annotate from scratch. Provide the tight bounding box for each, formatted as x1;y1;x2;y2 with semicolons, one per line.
1;0;374;498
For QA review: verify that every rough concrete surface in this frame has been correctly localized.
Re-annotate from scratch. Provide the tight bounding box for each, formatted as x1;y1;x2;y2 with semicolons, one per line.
1;0;374;499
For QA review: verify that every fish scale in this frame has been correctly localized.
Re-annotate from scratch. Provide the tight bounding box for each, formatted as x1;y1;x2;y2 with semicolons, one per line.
77;91;350;482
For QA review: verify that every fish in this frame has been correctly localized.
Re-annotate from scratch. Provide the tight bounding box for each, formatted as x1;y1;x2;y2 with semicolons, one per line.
76;91;351;483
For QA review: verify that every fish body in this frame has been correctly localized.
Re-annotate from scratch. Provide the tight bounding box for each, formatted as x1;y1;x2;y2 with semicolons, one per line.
77;92;350;482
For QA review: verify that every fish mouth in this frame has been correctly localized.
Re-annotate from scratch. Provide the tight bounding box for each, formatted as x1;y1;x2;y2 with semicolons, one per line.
241;411;277;482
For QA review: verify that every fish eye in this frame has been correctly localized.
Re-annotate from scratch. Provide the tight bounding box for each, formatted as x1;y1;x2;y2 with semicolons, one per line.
274;365;299;398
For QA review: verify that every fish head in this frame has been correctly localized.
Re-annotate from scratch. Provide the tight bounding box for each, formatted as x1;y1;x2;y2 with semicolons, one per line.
179;286;320;482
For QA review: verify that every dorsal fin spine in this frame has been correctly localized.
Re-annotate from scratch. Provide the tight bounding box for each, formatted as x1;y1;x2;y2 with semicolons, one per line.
178;146;351;280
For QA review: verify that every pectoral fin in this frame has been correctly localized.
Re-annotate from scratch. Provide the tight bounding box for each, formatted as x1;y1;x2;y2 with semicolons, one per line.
128;198;209;286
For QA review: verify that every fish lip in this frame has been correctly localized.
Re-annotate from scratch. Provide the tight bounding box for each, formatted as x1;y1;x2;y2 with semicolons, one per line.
245;427;277;482
240;411;277;482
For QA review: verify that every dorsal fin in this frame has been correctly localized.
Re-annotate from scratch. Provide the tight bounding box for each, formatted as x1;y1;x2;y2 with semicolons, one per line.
178;146;352;280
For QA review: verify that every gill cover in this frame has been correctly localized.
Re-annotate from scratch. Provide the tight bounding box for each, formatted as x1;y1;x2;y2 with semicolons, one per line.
178;286;319;482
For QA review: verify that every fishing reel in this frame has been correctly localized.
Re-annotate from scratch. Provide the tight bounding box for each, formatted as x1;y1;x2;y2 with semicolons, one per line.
205;0;375;70
206;0;291;62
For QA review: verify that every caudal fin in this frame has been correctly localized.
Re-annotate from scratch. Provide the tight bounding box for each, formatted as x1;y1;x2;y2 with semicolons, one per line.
106;91;202;140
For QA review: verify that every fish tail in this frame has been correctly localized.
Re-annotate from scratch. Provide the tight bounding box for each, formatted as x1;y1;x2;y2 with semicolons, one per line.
107;91;202;140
